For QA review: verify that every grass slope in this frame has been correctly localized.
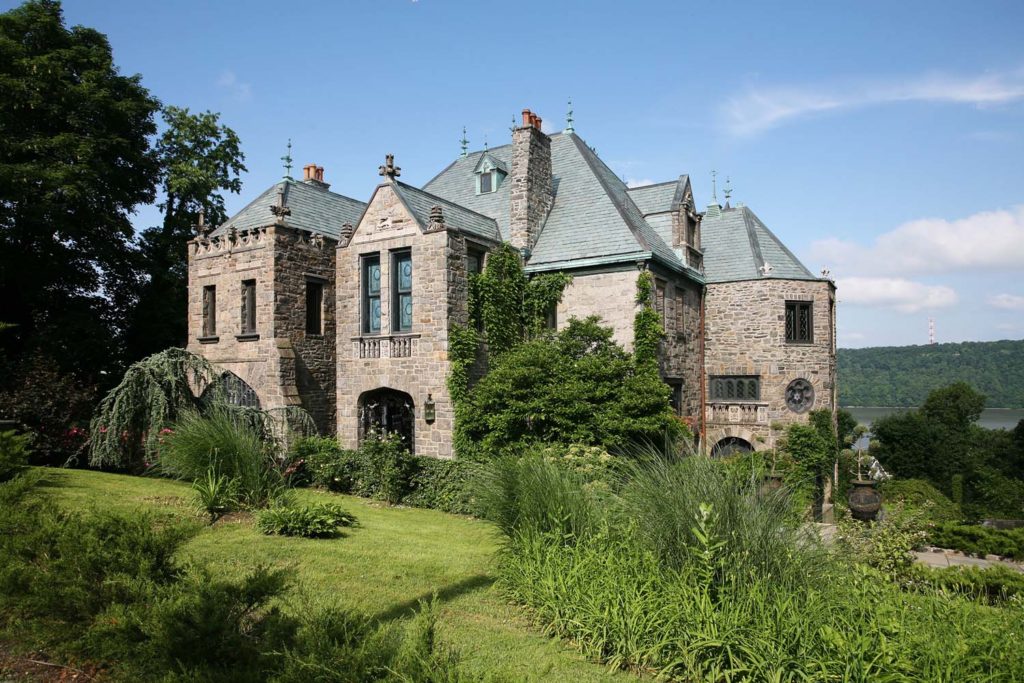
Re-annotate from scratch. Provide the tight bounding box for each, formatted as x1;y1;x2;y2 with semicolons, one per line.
37;467;626;682
838;339;1024;408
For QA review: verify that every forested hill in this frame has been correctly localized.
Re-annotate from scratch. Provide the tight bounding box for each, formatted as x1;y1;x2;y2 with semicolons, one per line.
838;339;1024;408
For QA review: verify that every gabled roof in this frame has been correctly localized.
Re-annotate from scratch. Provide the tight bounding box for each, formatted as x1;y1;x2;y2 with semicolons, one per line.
628;176;691;249
390;181;501;242
700;204;818;283
471;151;508;175
212;179;366;240
424;133;698;278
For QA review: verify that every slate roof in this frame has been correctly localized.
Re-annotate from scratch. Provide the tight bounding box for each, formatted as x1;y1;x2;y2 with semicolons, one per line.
424;133;697;278
390;181;501;242
700;204;818;283
212;179;366;240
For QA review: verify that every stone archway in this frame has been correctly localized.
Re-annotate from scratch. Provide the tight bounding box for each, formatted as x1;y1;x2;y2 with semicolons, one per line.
711;436;754;458
358;388;415;453
201;371;261;408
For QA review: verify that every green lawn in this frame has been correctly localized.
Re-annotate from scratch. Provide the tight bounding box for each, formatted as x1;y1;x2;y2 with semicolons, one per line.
36;467;627;682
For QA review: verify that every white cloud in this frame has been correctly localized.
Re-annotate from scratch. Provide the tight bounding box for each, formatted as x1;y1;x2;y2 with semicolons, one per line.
990;293;1024;311
626;178;656;188
837;277;957;313
810;206;1024;276
217;70;252;103
722;68;1024;136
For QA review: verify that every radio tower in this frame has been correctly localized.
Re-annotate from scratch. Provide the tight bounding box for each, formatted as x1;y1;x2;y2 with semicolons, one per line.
928;318;936;345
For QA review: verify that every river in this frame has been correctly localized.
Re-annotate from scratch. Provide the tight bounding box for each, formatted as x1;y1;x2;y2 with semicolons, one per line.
844;406;1024;430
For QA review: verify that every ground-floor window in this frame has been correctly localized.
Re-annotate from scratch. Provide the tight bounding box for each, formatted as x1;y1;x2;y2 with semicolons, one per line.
358;388;415;452
710;436;753;458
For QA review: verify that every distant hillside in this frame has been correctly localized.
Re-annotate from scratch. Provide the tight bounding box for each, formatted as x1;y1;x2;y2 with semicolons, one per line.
838;339;1024;408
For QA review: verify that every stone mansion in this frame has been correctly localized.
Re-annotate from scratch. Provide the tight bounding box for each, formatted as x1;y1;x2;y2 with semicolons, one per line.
187;108;836;458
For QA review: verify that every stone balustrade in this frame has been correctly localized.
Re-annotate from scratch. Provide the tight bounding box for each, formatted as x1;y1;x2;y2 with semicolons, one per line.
705;401;770;425
354;334;419;359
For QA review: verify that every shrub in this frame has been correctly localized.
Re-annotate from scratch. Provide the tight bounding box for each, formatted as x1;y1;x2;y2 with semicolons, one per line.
404;456;480;515
880;478;962;524
159;408;286;508
256;503;357;538
910;563;1024;604
291;436;360;492
360;431;416;504
835;504;929;579
0;429;31;481
928;522;1024;559
192;469;239;523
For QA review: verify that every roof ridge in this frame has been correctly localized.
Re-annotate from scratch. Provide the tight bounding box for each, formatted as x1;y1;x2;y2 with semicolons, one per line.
218;181;282;231
626;179;679;190
394;181;499;224
743;206;816;278
569;134;651;251
286;177;366;206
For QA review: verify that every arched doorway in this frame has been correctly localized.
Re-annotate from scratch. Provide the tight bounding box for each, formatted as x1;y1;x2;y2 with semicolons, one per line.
201;371;261;408
711;436;754;458
358;388;415;453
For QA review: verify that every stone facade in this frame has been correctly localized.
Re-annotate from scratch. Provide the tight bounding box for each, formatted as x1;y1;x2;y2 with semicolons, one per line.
186;223;337;431
509;110;552;253
703;278;837;451
335;183;482;458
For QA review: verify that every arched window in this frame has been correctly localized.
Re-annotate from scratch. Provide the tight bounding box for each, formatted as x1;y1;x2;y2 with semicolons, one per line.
201;371;261;408
358;388;415;453
711;437;754;458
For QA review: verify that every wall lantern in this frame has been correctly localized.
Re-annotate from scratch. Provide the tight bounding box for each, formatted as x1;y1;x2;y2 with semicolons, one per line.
424;393;436;423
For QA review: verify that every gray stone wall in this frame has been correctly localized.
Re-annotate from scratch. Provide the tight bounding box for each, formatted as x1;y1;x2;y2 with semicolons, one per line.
556;269;637;349
336;184;473;458
509;123;552;252
703;278;837;451
272;229;337;433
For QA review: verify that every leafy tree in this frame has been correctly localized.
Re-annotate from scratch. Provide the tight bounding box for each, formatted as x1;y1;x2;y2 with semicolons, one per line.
125;106;246;360
0;0;160;378
921;381;986;432
455;317;677;458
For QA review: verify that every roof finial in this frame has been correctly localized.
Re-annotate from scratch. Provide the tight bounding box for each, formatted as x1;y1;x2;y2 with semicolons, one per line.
711;169;718;204
281;139;293;179
460;127;469;158
565;97;575;134
510;116;517;134
483;133;488;151
723;175;732;207
378;153;401;182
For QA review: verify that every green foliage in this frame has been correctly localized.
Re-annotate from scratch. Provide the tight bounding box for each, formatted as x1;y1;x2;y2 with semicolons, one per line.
911;563;1024;604
446;322;479;405
126;106;247;360
159;407;287;508
292;436;360;492
0;353;96;464
88;348;218;469
0;0;161;377
192;469;239;523
480;453;1024;681
456;317;677;458
836;505;929;579
0;429;30;481
880;478;962;524
838;339;1024;408
632;270;662;366
928;522;1024;560
781;422;832;479
257;502;356;538
404;456;480;515
359;431;417;505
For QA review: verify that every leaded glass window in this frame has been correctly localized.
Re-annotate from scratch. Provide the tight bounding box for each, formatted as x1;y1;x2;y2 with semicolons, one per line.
785;301;813;343
393;251;412;332
363;255;381;334
709;376;761;402
785;378;815;413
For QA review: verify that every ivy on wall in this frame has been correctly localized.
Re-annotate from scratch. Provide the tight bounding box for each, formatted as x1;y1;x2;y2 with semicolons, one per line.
633;270;663;367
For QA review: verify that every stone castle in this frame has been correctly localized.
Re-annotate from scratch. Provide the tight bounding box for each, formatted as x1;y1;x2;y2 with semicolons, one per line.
187;108;836;458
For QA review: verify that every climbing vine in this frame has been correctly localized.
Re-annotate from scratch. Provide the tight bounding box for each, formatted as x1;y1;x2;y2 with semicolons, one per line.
447;323;479;406
633;270;663;367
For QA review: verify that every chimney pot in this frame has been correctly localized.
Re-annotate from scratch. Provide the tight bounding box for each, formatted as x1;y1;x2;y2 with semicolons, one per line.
534;114;542;130
316;166;324;182
303;164;315;181
521;109;533;127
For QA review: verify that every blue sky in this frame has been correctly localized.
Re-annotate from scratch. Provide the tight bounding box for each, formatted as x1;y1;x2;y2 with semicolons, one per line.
21;0;1024;347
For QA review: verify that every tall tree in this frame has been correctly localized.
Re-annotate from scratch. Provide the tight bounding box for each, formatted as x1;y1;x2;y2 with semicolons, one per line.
125;107;246;359
0;0;160;380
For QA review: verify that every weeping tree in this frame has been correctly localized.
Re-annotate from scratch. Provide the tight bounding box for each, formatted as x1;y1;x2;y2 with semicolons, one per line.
89;348;317;470
88;348;217;469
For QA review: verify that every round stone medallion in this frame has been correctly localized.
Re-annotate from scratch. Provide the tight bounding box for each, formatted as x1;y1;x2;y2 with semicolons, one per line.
785;378;815;413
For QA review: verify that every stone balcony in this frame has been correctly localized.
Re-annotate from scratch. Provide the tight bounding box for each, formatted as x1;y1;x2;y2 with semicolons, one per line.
353;334;420;359
705;401;769;425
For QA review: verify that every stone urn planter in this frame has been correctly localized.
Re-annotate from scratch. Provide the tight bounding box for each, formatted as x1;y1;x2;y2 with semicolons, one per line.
761;473;785;496
848;479;882;522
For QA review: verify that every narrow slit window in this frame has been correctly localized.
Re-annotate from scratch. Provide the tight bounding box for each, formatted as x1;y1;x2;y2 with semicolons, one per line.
305;281;323;335
393;251;413;332
363;255;381;334
240;280;256;335
202;285;216;337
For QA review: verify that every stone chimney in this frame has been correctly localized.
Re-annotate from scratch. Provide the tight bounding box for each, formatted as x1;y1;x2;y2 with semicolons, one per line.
509;108;552;255
302;163;330;190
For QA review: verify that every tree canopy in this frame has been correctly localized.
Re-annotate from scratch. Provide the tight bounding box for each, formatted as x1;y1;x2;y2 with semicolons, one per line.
0;0;160;378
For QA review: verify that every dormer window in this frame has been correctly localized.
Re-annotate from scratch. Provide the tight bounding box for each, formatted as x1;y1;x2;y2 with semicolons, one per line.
474;153;507;195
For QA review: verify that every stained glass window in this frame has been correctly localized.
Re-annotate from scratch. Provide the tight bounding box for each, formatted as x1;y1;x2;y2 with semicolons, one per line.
393;251;412;332
709;376;761;402
363;255;381;334
785;378;815;413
